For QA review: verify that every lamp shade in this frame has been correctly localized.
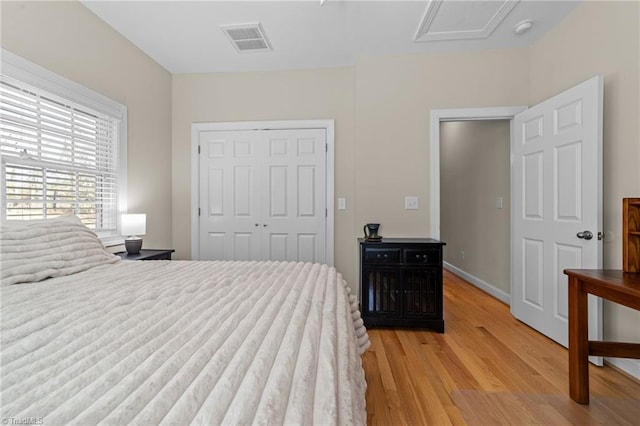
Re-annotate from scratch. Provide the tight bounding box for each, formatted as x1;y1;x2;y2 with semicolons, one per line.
121;213;146;236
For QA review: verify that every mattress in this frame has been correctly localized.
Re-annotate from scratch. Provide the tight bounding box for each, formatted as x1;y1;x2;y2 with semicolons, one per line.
0;259;369;425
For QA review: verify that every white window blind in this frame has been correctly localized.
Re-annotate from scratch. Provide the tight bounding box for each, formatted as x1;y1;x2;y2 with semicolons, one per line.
0;75;120;233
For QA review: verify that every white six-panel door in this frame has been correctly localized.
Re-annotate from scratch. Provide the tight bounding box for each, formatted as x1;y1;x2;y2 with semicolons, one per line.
199;128;326;263
199;130;262;261
512;76;603;357
260;129;326;262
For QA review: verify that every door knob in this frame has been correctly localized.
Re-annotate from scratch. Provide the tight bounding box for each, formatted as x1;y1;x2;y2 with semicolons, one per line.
577;230;593;240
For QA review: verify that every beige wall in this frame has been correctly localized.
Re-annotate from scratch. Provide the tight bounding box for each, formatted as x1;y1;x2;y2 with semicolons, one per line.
353;49;529;236
352;49;530;288
440;120;511;294
0;1;173;249
171;68;357;288
529;0;640;354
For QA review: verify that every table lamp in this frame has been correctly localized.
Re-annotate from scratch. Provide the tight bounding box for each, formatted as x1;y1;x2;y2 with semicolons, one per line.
122;213;146;254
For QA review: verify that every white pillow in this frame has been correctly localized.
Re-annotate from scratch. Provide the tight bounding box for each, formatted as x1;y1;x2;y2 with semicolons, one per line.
0;217;119;286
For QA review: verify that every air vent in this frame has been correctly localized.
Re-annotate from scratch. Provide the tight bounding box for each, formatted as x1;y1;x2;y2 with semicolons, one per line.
221;23;272;53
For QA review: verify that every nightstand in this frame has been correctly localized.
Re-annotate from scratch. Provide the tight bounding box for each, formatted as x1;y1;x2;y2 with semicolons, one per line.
115;249;175;261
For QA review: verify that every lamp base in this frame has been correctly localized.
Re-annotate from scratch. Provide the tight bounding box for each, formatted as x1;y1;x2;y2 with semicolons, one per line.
125;238;143;255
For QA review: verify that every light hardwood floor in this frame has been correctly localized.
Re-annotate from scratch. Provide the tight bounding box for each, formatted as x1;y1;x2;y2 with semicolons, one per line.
363;270;640;425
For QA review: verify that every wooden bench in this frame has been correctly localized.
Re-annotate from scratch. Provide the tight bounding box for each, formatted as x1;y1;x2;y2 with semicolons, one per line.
564;269;640;404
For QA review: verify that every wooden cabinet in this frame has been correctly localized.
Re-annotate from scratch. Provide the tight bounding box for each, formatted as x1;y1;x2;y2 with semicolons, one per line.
623;198;640;272
359;238;445;332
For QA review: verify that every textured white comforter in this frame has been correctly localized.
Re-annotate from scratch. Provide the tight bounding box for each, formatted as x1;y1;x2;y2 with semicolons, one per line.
1;260;369;425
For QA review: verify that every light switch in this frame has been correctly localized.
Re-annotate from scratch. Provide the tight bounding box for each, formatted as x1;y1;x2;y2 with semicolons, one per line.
338;197;346;210
496;197;503;209
405;196;419;210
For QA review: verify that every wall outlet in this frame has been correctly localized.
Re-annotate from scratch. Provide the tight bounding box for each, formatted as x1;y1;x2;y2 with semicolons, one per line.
405;196;419;210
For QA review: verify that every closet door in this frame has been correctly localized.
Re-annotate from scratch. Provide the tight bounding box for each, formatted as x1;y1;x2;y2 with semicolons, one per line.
198;128;327;263
199;130;262;261
261;129;326;263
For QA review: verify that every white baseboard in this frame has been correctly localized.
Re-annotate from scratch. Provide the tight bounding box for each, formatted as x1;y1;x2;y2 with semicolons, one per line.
605;357;640;381
443;261;510;305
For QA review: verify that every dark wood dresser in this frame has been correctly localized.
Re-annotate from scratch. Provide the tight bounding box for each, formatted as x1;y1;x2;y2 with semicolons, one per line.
359;238;446;332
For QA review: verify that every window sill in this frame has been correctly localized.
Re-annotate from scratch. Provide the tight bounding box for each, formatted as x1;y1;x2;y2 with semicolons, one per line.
101;236;125;248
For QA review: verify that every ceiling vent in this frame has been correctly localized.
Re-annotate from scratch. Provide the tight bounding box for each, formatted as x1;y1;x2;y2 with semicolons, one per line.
220;23;272;53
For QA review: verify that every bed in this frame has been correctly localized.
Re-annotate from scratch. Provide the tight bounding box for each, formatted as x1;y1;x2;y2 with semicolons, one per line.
0;217;369;425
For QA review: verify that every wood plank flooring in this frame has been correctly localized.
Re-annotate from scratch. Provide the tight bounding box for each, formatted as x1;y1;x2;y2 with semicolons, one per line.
363;270;640;425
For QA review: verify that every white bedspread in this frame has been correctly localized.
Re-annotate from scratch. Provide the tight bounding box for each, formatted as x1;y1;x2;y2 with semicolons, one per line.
0;260;369;425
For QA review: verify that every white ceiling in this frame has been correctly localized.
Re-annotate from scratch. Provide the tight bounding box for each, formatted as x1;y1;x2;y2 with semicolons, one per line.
81;0;581;74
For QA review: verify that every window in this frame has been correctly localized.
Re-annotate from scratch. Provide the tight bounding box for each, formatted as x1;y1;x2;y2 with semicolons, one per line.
0;49;127;244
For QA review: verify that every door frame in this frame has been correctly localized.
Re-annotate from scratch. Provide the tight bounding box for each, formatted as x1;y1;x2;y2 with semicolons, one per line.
430;106;527;303
191;119;335;265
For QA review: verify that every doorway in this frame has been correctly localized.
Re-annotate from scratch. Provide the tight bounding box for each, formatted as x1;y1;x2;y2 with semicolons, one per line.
430;108;525;305
439;120;511;303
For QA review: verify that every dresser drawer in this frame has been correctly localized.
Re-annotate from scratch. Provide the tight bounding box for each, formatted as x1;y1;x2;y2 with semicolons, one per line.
364;248;401;264
404;248;441;265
